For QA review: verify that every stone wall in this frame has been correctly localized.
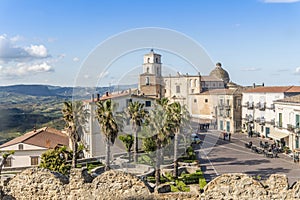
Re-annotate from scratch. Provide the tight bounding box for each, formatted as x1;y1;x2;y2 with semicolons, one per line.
2;168;300;200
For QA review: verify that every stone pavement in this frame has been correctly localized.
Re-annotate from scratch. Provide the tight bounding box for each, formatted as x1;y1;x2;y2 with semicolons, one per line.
196;130;300;186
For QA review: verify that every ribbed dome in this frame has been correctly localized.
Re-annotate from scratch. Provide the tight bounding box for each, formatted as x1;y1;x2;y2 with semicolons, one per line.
209;63;230;84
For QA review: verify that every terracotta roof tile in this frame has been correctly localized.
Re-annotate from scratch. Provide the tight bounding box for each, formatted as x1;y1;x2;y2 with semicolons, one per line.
0;127;68;149
244;86;300;93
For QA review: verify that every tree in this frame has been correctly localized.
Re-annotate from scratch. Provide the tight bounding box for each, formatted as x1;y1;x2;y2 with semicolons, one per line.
147;102;170;191
126;101;146;163
95;99;123;171
0;150;14;176
119;134;134;162
39;146;71;175
62;101;89;168
168;102;182;178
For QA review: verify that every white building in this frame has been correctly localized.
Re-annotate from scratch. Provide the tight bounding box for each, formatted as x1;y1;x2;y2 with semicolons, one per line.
82;90;155;158
242;86;300;140
0;127;68;169
273;95;300;150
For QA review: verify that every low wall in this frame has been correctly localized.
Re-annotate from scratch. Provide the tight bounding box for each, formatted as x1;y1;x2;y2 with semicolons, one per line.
1;168;300;200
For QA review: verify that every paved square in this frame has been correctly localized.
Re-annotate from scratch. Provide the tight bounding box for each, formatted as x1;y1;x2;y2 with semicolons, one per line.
197;130;300;186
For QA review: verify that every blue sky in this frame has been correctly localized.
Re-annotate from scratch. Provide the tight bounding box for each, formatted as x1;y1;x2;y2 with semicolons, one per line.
0;0;300;87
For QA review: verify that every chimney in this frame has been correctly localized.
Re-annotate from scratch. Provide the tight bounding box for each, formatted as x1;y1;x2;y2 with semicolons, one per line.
253;83;256;88
97;93;100;101
129;88;131;95
106;92;109;97
33;126;36;132
91;94;95;102
262;82;264;87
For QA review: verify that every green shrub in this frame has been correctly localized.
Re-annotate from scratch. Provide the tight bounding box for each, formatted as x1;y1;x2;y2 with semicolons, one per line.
175;180;190;192
199;177;207;189
86;161;103;171
164;172;175;181
170;184;180;192
146;176;168;184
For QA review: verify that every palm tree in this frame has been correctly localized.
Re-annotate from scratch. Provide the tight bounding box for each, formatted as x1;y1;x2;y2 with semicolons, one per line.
147;103;169;191
167;102;182;178
62;101;88;168
126;101;146;163
95;99;123;171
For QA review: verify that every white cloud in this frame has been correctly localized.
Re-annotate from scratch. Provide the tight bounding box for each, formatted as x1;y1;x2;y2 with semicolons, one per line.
295;67;300;74
73;57;80;62
0;34;49;62
10;35;23;42
241;67;262;71
98;71;109;79
24;45;48;58
0;62;54;78
262;0;300;3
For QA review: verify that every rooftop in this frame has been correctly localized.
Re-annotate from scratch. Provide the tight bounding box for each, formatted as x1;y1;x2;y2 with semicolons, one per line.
275;94;300;104
199;88;243;95
244;86;300;93
0;127;69;149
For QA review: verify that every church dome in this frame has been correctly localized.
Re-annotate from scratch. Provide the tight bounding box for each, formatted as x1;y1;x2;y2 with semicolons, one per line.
209;62;230;84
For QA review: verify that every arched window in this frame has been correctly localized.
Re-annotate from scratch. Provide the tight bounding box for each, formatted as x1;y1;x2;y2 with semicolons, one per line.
145;77;150;85
190;80;193;87
147;58;150;63
156;57;159;63
146;67;149;73
194;79;197;87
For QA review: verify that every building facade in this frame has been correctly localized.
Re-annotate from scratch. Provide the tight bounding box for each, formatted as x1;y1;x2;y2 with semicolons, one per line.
241;86;300;140
0;127;68;169
82;91;155;158
273;95;300;150
189;88;243;133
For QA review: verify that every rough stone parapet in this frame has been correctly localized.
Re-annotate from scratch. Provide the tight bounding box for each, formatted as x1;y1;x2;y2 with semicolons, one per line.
2;168;300;200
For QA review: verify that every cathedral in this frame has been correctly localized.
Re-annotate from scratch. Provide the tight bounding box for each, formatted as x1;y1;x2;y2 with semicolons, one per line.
138;49;243;134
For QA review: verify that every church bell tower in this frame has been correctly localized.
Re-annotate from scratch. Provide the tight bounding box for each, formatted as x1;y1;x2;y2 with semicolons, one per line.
139;49;163;98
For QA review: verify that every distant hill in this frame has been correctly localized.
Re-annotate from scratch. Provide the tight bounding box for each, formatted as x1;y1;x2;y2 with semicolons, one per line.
0;84;138;100
0;85;55;96
0;83;138;140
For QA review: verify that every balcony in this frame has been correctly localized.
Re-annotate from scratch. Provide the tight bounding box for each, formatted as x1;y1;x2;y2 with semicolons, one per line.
255;102;266;110
267;104;275;110
287;124;295;132
259;117;266;125
242;101;249;107
259;102;266;111
243;114;253;122
218;103;224;110
269;119;275;125
225;104;231;110
247;102;254;110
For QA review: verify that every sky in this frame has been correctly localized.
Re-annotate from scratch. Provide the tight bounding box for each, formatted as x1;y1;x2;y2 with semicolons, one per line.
0;0;300;87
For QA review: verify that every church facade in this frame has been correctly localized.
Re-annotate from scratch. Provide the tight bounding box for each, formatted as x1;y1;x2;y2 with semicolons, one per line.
138;50;243;133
